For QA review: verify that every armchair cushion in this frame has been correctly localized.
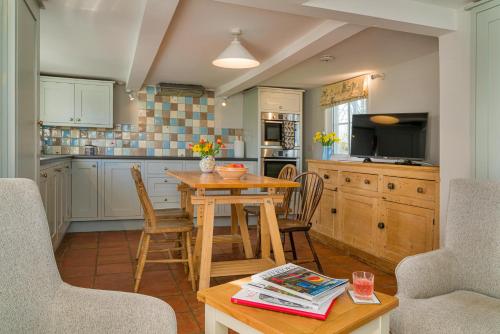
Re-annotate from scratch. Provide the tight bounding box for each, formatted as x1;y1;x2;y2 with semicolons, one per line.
395;249;459;299
53;283;176;334
391;290;500;334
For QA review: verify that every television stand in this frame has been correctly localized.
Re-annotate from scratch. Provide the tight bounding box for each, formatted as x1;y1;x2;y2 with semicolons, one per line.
395;159;421;166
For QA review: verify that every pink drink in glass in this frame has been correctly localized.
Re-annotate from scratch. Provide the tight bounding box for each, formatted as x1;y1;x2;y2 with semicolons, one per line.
352;271;374;299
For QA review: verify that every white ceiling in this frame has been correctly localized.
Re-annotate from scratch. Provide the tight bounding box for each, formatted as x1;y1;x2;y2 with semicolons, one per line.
144;0;321;89
263;27;438;89
411;0;471;9
40;0;145;82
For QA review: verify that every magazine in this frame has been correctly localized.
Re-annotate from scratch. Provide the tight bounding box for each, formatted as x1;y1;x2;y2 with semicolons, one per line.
231;288;337;320
251;263;349;302
243;281;346;310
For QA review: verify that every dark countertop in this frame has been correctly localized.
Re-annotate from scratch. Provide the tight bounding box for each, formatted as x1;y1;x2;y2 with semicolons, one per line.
40;155;258;165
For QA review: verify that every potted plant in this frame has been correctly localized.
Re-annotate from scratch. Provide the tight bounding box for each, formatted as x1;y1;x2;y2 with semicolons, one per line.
189;138;224;173
313;131;340;160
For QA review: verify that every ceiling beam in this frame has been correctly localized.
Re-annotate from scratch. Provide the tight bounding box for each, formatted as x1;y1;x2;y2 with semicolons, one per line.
214;0;457;36
215;20;365;97
126;0;179;91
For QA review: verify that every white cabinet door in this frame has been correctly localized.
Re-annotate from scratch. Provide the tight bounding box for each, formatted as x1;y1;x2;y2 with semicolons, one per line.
75;83;113;128
46;169;57;242
260;90;301;113
72;160;98;218
40;80;75;126
103;161;143;218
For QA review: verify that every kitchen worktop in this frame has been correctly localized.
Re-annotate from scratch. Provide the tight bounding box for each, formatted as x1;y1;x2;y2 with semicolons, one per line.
40;155;257;165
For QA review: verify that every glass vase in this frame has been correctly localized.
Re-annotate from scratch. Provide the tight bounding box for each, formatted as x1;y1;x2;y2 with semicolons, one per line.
199;156;216;173
322;146;333;160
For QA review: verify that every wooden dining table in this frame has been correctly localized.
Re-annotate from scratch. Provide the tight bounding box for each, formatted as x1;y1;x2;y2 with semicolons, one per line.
166;170;299;290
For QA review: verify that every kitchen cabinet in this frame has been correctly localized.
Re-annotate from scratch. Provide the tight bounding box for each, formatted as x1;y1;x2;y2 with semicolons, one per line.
72;160;98;219
103;161;143;218
313;189;336;239
40;76;113;128
260;89;302;113
39;159;72;249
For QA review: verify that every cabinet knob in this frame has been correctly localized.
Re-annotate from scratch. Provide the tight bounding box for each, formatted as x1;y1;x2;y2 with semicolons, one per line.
40;172;48;178
164;167;169;171
37;120;44;126
164;179;168;183
333;187;338;192
164;198;168;202
345;177;351;183
378;222;385;229
54;168;62;172
65;166;69;169
387;182;395;190
364;179;370;184
91;164;96;168
70;118;74;121
76;118;81;122
331;208;337;214
323;174;329;180
417;187;424;193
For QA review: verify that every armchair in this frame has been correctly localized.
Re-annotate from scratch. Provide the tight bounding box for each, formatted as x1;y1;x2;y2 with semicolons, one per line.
391;179;500;334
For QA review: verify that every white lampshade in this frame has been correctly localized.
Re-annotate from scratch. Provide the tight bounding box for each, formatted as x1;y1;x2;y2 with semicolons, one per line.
212;30;259;69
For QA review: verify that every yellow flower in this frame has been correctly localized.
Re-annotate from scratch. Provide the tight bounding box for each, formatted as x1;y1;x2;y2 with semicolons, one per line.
193;144;200;152
204;146;210;153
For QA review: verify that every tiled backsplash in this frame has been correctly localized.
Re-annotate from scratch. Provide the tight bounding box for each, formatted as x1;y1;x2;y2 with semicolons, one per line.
42;85;243;157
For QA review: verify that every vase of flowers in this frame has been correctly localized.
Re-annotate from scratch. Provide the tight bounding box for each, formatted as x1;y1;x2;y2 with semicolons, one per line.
313;131;340;160
189;138;224;173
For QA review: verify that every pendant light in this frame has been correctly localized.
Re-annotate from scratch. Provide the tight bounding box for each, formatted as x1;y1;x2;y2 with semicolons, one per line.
212;28;260;69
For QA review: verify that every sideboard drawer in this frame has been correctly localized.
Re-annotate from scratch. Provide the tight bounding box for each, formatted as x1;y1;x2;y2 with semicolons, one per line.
339;172;378;192
146;177;180;197
318;168;337;189
382;176;436;201
146;161;183;175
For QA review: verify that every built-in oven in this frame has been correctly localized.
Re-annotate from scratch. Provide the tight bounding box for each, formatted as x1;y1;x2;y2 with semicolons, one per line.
261;112;300;149
261;148;301;178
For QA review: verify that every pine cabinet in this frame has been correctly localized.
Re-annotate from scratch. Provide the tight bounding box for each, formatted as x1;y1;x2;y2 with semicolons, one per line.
308;160;439;271
71;160;98;219
40;76;113;128
103;161;143;218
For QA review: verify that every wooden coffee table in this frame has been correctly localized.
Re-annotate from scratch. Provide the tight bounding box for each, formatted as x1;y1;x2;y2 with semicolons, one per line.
197;277;398;334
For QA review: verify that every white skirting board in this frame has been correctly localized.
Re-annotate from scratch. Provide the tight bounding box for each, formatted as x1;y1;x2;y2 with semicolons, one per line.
68;216;258;233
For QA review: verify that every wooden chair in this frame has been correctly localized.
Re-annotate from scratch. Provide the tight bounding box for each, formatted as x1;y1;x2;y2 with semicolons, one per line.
130;165;196;292
244;164;297;255
278;172;324;273
131;166;190;259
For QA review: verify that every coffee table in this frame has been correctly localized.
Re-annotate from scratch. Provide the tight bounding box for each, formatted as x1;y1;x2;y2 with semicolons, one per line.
197;277;398;334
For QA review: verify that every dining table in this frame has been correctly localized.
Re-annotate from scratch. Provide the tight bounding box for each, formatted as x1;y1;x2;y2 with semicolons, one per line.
166;170;299;291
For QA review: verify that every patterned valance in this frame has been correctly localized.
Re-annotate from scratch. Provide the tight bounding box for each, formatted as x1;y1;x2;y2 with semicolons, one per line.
320;75;368;107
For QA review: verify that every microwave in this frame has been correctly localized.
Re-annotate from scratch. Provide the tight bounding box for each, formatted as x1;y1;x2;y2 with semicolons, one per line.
261;112;300;148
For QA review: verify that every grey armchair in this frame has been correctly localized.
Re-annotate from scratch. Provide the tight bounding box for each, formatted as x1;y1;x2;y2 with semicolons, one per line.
0;179;176;333
391;179;500;334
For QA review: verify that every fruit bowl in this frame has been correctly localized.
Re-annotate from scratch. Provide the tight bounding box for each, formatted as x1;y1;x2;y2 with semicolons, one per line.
215;164;248;180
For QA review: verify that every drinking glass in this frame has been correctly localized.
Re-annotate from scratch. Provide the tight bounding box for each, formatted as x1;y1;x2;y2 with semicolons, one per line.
352;271;374;299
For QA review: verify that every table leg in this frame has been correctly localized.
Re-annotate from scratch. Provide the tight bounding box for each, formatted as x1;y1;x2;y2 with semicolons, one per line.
230;189;240;235
193;188;205;276
262;197;286;265
259;203;271;259
205;305;228;334
198;198;215;291
234;203;253;259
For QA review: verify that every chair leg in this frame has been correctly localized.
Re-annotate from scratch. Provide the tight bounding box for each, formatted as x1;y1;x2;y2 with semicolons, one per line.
134;234;150;292
254;213;261;257
135;230;144;260
304;231;323;273
186;231;196;291
288;232;297;260
181;231;188;274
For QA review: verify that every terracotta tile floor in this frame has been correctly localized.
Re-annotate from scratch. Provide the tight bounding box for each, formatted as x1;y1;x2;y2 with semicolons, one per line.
56;227;397;334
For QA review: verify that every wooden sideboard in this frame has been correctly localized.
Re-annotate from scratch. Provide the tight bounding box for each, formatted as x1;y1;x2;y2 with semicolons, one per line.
308;160;440;272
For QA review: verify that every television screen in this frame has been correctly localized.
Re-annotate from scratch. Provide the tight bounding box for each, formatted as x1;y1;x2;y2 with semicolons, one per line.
350;113;428;160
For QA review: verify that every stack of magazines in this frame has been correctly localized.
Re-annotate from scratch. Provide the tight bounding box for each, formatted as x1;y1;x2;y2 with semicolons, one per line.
231;263;349;320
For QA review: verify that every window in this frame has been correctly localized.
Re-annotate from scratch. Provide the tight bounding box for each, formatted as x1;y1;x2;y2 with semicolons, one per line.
326;98;367;155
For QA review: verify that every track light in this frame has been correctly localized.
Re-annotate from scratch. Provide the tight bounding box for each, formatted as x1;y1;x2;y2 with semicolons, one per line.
221;98;228;107
126;89;135;101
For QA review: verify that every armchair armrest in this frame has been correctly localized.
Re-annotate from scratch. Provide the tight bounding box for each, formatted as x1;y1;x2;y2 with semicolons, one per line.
395;249;459;299
52;283;176;334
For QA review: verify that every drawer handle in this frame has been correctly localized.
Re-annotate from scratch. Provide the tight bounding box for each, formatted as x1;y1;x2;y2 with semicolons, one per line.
378;222;385;229
91;164;96;168
70;117;74;122
40;172;48;178
417;187;424;194
54;168;62;172
323;174;330;180
331;208;337;214
164;198;168;202
164;179;168;183
345;177;351;183
364;179;370;185
387;182;395;190
76;118;81;122
65;166;69;169
333;187;338;192
164;167;169;171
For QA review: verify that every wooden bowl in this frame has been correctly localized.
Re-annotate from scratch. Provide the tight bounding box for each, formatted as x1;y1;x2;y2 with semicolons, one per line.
215;166;248;180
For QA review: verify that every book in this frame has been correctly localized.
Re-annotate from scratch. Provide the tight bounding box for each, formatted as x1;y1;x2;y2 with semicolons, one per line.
243;281;346;310
231;288;337;320
251;263;349;302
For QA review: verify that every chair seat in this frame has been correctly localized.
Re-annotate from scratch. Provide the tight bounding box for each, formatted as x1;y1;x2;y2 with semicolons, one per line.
155;208;189;218
277;219;310;232
391;290;500;334
145;218;193;234
244;205;287;216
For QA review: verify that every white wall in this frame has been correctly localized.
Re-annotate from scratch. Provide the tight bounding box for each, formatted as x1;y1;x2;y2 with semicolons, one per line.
214;93;243;129
438;10;472;245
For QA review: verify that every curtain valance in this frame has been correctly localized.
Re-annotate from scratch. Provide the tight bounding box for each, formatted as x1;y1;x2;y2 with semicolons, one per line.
320;75;368;107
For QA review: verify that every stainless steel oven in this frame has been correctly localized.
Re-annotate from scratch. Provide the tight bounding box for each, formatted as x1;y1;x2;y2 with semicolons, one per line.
261;148;301;178
261;112;300;148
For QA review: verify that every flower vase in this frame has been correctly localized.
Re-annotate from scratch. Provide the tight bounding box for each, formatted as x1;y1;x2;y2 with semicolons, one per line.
199;156;216;173
322;146;333;160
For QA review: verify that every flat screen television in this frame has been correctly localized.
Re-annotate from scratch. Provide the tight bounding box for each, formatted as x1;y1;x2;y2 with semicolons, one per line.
350;113;428;161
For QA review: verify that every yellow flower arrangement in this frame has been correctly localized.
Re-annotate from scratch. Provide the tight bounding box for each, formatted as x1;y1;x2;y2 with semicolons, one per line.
189;138;224;158
313;131;340;146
